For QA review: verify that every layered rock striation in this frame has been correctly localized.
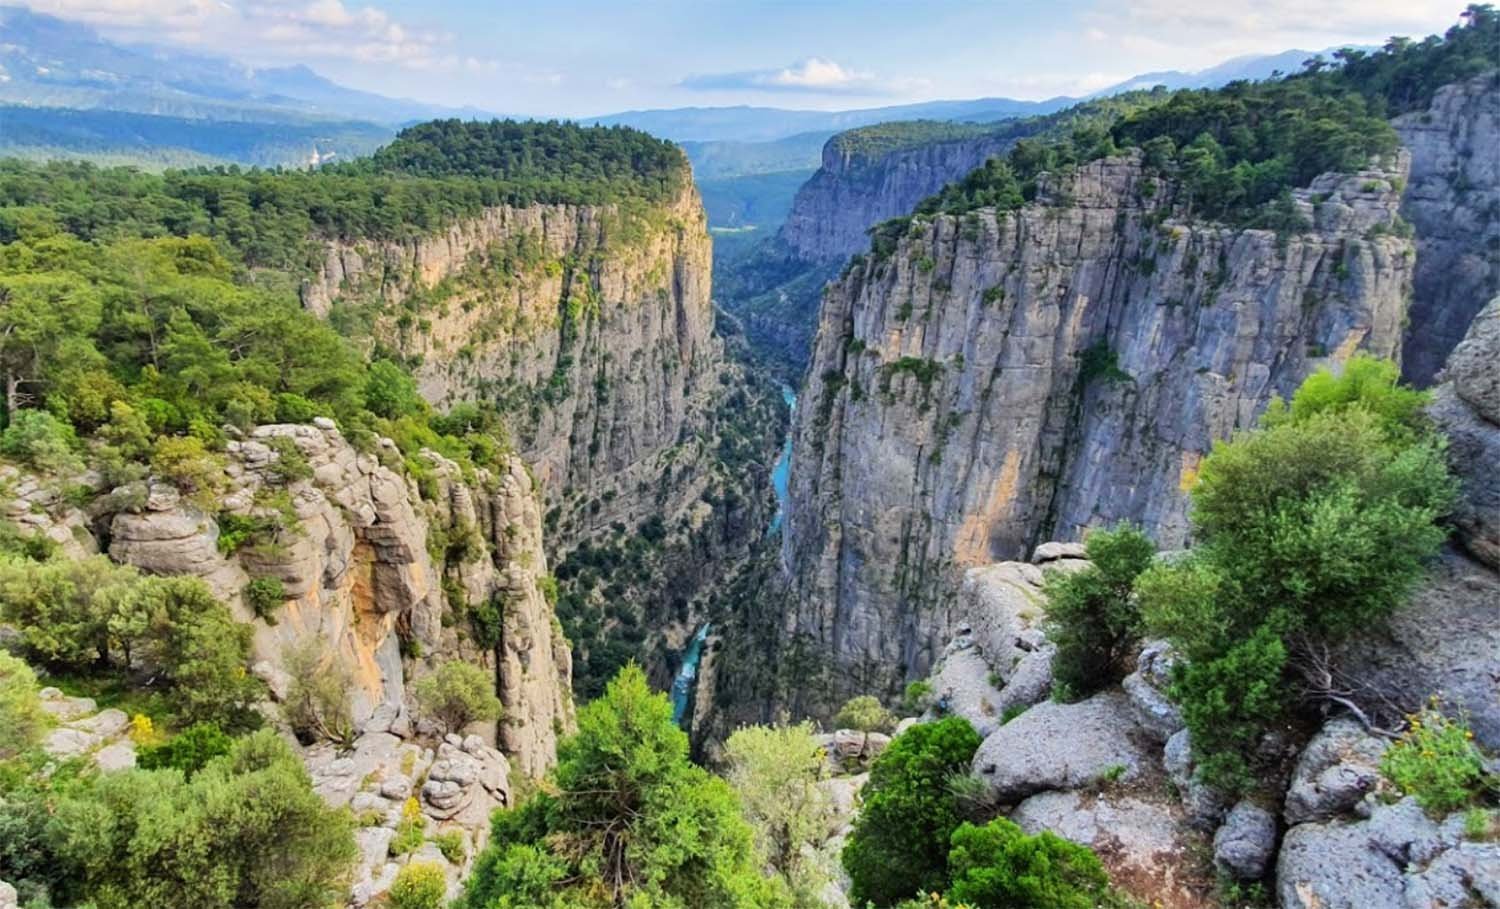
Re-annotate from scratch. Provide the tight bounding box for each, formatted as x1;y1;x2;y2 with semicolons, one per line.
782;149;1416;696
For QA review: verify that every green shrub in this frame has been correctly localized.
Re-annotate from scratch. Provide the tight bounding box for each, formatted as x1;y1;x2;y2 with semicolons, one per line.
0;652;48;759
432;829;467;864
0;560;259;730
274;393;322;424
0;409;82;473
459;665;781;908
43;729;356;908
1170;625;1288;789
902;679;935;715
390;797;428;856
946;817;1127;909
1381;701;1491;815
1043;524;1155;700
724;722;832;902
265;435;313;484
135;722;232;778
1136;359;1456;790
365;360;427;420
413;661;502;735
390;861;447;909
150;434;226;507
244;576;287;622
282;639;355;745
843;717;982;906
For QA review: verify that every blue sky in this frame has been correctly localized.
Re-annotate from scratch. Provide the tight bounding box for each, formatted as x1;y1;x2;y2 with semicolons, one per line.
21;0;1467;115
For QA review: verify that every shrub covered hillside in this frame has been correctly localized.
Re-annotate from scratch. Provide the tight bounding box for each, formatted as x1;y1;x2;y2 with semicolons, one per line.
867;5;1499;252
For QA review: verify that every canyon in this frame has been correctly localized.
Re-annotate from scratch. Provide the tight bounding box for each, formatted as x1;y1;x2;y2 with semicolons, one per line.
768;73;1500;706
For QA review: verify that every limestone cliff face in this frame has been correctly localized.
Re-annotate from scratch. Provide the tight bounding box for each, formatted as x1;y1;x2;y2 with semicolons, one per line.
780;133;1018;264
781;150;1415;697
1394;73;1500;386
4;422;575;777
300;182;719;546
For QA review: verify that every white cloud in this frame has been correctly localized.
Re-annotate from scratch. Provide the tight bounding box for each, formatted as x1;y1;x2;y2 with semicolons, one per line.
17;0;502;72
681;56;919;96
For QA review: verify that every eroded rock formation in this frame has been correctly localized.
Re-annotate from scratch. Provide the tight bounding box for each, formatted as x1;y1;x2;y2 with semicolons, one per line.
6;420;574;777
299;183;726;546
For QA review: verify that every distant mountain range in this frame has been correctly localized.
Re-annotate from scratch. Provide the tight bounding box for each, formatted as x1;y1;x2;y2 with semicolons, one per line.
0;3;1364;170
0;6;489;125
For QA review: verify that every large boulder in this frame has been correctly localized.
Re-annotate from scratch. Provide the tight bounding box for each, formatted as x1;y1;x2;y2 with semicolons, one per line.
1011;790;1212;909
1427;295;1499;569
1121;640;1184;743
1338;547;1500;750
1212;801;1278;880
927;637;1009;737
971;690;1156;801
1278;796;1488;909
1283;719;1388;825
1164;729;1231;830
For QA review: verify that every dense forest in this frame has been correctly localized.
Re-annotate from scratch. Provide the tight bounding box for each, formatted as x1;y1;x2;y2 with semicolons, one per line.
0;119;687;272
881;5;1498;240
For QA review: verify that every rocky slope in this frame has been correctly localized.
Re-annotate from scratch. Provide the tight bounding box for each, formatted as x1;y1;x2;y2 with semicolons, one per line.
1394;73;1500;386
3;420;574;777
299;178;783;694
780;149;1416;699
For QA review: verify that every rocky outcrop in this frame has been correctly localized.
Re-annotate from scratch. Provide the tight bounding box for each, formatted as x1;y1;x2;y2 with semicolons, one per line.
1394;74;1500;386
782;149;1415;696
1009;790;1210;909
38;688;137;771
1337;298;1500;747
307;729;511;904
971;690;1158;802
14;421;574;777
1277;793;1499;909
1428;294;1500;569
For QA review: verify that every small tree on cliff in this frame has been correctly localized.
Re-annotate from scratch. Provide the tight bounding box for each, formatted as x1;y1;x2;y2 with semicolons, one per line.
725;722;834;905
1136;356;1456;788
842;717;981;906
413;660;501;736
459;664;786;908
1042;524;1156;701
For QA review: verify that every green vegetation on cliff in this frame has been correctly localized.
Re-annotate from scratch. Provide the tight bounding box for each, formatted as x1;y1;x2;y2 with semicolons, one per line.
882;7;1497;239
0;119;687;271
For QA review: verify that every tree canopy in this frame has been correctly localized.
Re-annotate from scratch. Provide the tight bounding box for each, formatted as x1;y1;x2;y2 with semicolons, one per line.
459;664;787;909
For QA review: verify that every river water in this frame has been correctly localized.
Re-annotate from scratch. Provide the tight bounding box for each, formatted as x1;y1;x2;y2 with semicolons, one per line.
670;622;712;726
768;384;796;536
